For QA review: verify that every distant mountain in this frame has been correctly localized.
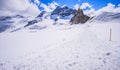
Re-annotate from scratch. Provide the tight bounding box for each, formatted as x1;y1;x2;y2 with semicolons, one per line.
91;12;120;22
0;15;27;33
1;6;120;33
24;6;77;27
0;16;15;33
51;6;76;19
24;10;52;27
37;6;77;19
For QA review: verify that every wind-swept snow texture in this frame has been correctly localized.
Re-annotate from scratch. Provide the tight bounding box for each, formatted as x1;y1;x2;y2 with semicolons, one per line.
0;19;120;70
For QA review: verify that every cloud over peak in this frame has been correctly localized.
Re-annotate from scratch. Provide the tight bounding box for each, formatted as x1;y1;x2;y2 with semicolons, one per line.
0;0;120;18
73;3;120;16
96;3;120;14
81;3;92;9
40;2;58;12
0;0;40;17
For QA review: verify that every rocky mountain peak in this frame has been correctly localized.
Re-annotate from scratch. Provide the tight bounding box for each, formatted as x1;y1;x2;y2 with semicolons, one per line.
51;6;76;19
70;8;90;24
77;8;84;16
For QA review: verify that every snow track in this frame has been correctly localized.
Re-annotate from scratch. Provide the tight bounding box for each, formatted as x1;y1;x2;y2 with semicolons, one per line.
0;23;120;70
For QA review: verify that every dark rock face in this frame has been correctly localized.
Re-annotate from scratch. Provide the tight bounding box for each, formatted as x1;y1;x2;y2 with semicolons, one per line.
24;17;42;27
37;11;46;17
0;16;12;21
0;16;13;33
70;8;90;24
24;20;38;27
0;15;24;22
24;11;45;27
24;16;42;27
13;15;24;18
51;6;76;19
37;11;50;19
0;24;11;33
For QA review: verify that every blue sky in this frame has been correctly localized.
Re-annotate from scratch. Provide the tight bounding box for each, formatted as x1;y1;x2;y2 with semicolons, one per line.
31;0;120;10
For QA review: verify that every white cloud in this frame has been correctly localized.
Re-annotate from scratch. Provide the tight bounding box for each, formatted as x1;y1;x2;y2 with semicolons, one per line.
49;2;58;10
73;3;95;16
0;0;40;17
95;3;120;15
84;8;95;16
96;3;115;13
78;3;120;16
34;0;40;5
115;4;120;12
74;4;80;10
80;3;92;9
40;2;58;12
40;3;51;12
22;3;41;17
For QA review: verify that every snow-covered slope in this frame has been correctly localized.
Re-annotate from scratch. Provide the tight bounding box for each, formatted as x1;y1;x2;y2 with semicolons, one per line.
91;12;120;22
0;20;120;70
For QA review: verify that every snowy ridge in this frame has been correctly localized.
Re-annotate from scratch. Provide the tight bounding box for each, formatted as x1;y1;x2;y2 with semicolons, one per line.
90;12;120;22
0;15;29;33
1;9;120;33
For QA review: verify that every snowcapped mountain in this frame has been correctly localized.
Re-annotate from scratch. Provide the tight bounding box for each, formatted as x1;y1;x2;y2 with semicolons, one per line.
51;6;76;19
1;7;120;33
90;12;120;22
0;15;29;33
24;11;51;27
24;6;76;27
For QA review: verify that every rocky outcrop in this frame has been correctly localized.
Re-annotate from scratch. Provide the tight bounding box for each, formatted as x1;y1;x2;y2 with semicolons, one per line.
37;11;46;18
24;11;46;27
24;20;38;27
70;8;90;24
